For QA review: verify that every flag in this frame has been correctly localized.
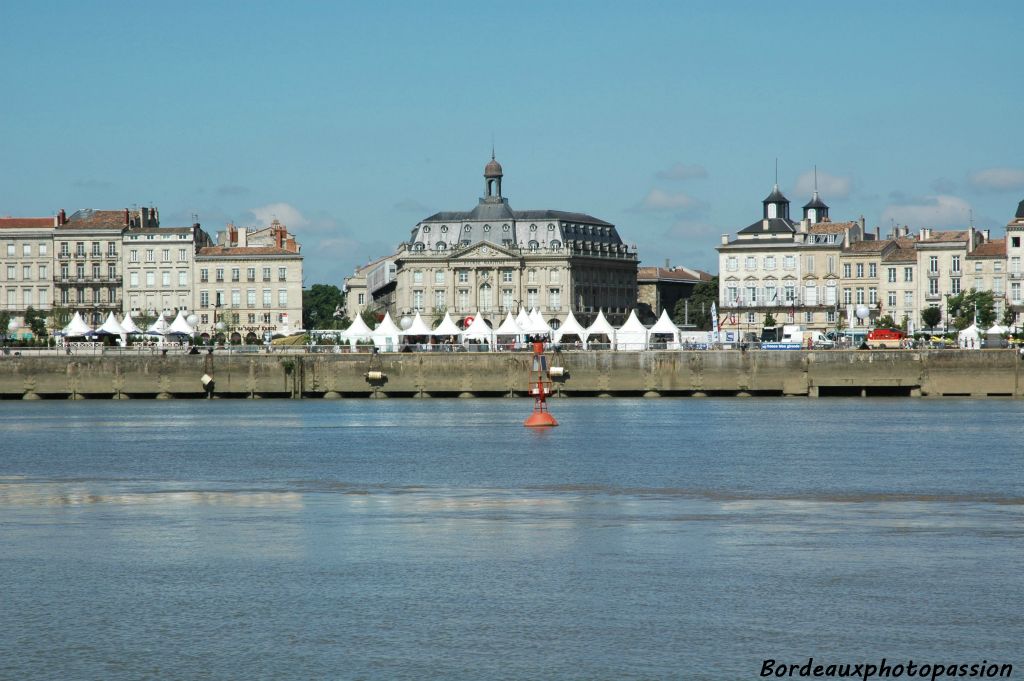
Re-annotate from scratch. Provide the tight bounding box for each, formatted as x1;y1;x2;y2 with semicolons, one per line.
711;302;719;343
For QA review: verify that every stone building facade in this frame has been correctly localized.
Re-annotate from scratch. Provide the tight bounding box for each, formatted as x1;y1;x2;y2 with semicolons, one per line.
0;216;56;324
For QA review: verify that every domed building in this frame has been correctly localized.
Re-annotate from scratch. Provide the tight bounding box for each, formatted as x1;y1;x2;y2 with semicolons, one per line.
346;155;638;328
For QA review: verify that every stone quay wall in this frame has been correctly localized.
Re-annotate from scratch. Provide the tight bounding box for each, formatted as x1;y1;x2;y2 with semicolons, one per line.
1;349;1022;399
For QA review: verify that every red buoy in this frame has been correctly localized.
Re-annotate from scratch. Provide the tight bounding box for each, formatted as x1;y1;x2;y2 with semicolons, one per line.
524;340;558;427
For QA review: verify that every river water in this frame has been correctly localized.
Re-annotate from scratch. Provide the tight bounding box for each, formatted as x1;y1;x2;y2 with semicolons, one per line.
1;399;1021;680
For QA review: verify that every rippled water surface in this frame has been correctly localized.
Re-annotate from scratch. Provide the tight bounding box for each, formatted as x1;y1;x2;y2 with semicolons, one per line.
1;399;1022;680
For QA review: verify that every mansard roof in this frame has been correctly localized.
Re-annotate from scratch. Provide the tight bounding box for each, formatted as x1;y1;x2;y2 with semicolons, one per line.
737;217;797;235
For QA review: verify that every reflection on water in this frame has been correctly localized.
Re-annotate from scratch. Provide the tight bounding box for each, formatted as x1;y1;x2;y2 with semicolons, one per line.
1;399;1022;680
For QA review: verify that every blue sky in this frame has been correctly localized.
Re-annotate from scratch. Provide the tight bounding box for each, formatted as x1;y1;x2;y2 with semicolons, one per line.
2;1;1022;284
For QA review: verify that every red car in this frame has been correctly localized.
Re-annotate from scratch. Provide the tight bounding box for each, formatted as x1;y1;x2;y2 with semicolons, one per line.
867;328;905;348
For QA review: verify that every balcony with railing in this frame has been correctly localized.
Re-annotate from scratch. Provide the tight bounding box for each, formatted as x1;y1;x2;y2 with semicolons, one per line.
55;275;123;285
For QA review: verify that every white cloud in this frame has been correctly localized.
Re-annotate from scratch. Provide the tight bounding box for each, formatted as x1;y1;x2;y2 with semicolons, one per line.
635;188;707;214
793;170;852;200
655;163;708;181
880;195;971;228
968;167;1024;192
249;202;309;229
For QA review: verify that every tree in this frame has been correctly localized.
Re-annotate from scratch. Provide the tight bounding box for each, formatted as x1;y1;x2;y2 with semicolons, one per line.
360;308;379;328
921;306;942;332
1002;305;1016;330
875;314;898;330
302;284;345;330
946;289;996;330
0;310;10;339
763;311;777;328
672;276;719;330
24;306;47;338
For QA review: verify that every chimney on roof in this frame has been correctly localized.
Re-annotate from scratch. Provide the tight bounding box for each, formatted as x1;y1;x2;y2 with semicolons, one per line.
983;229;990;242
875;226;880;240
799;218;809;233
721;234;729;245
762;219;769;231
123;208;130;226
58;209;66;226
968;226;975;254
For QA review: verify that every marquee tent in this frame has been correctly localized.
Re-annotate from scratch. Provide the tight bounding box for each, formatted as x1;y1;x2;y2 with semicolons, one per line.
462;311;494;344
146;314;170;335
371;311;401;351
168;311;196;336
648;309;681;349
96;312;128;340
432;312;463;338
494;311;525;344
614;310;649;350
585;310;616;347
61;311;93;337
553;310;588;345
528;308;551;337
120;314;143;335
340;314;373;346
958;324;981;349
515;308;535;335
398;311;433;337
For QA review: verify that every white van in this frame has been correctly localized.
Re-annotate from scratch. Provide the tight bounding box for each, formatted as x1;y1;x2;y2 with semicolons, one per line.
780;325;804;344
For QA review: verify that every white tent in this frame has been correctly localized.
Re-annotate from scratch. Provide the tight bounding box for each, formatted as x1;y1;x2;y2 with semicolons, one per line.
553;310;589;346
462;312;494;345
615;310;649;350
987;323;1009;335
399;311;433;337
585;310;616;347
340;315;373;347
61;311;93;337
648;309;681;349
528;308;552;337
494;311;526;344
515;308;535;335
432;312;463;338
371;311;401;351
97;312;128;337
958;324;981;349
120;314;143;335
168;310;195;336
146;313;170;334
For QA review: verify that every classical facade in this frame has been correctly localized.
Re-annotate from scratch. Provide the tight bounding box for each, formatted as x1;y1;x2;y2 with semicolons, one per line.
1;216;56;321
345;155;638;328
193;222;304;340
124;223;210;319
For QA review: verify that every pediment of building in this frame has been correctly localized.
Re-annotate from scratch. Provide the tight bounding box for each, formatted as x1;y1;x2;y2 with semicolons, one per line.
449;241;519;261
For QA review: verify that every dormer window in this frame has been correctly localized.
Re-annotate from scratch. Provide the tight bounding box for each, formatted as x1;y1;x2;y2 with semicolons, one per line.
530;224;537;232
528;240;540;251
503;225;510;232
440;225;448;233
413;242;425;252
464;224;471;232
550;240;561;250
483;224;491;232
422;226;431;233
436;241;447;251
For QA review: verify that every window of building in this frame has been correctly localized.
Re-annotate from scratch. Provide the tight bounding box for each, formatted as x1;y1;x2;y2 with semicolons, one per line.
765;256;776;271
247;267;256;281
108;265;117;279
1013;237;1022;248
278;289;287;306
1012;282;1021;302
40;243;48;256
888;267;896;283
22;244;31;257
146;272;155;287
744;257;756;271
528;269;537;284
747;312;756;324
994;261;1003;272
994;277;1004;295
216;268;224;282
784;283;796;301
162;249;170;262
263;290;271;306
357;293;365;305
843;288;852;305
231;268;240;282
526;288;538;309
200;290;209;307
904;291;913;307
129;250;138;263
23;265;32;280
727;285;738;302
826;309;836;324
278;267;287;281
179;271;187;286
856;263;864;278
765;284;777;303
434;290;445;309
904;268;913;282
929;256;938;273
231;289;241;307
855;288;865;304
825;281;837;305
869;287;878;304
39;265;47;280
869;263;877;278
434;270;445;284
950;278;961;294
804;311;813;323
200;269;208;282
952;256;960;273
806;256;815;273
412;270;423;284
928;278;939;295
248;314;256;323
726;257;738;272
60;242;69;257
75;243;85;257
263;267;271;281
39;290;47;307
888;292;896;307
76;264;84;278
91;243;101;257
826;256;835;274
974;275;983;290
457;270;469;283
457;289;469;309
145;249;154;262
478;283;492;310
746;285;757;304
843;263;852;278
502;289;513;310
550;269;560;283
549;288;560;310
246;289;255;307
162;272;170;287
179;248;188;262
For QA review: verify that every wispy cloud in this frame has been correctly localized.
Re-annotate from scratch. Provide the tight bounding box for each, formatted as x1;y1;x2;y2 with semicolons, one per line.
655;163;708;181
968;167;1024;193
881;194;971;228
249;202;309;228
633;188;708;214
217;185;250;197
793;170;852;200
394;198;432;213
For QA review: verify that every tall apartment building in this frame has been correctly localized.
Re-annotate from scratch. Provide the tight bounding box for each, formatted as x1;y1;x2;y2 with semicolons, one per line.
123;223;211;318
0;216;56;321
193;222;303;341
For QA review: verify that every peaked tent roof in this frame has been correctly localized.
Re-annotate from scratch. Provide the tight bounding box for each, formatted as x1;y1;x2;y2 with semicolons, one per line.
553;310;588;343
146;313;170;334
463;311;494;342
648;309;681;336
495;311;525;338
986;323;1009;335
585;309;616;339
97;312;128;336
120;313;143;334
399;311;434;336
615;310;649;349
340;314;373;340
529;308;551;336
433;312;463;337
62;311;93;336
371;311;401;342
168;311;195;335
515;308;536;334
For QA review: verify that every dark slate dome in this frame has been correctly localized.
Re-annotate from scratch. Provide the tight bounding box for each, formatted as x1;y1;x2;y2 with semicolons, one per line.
484;156;503;178
1016;198;1024;219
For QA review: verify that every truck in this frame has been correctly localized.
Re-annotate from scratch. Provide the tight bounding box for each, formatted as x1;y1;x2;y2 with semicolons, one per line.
765;326;834;349
866;328;906;349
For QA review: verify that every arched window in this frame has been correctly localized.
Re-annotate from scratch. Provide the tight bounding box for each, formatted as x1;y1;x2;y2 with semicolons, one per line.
503;224;510;232
413;242;425;252
440;225;448;233
422;226;431;233
550;240;561;250
483;224;491;232
528;240;540;251
478;283;492;311
530;224;538;232
547;224;555;231
464;224;472;232
435;241;447;251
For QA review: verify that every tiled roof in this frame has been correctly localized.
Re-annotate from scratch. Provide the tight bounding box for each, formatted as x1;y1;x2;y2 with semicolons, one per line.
0;217;53;229
638;266;712;282
197;246;300;257
882;247;917;263
968;239;1006;257
920;230;969;243
809;221;857;234
847;239;892;253
62;209;128;229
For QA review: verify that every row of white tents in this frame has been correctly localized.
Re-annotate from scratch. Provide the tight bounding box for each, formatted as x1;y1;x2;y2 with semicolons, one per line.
334;308;688;351
59;311;197;342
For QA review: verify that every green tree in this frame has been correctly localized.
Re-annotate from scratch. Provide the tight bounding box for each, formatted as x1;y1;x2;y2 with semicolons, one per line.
763;311;776;328
24;306;47;338
1002;305;1016;329
921;306;942;332
360;308;380;328
672;276;719;330
302;284;346;330
875;314;898;330
947;289;996;330
0;310;10;339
